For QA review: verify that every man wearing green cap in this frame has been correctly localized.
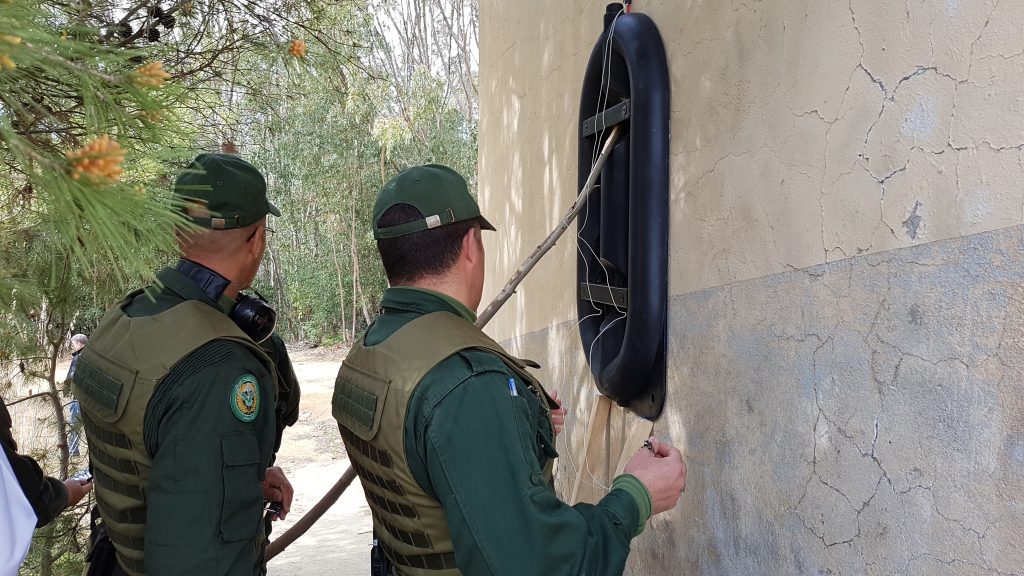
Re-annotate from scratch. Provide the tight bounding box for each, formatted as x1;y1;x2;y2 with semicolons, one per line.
333;164;687;575
73;154;297;576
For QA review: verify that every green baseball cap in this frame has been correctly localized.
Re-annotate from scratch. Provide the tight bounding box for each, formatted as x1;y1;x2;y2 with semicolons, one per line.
174;153;281;229
373;164;495;239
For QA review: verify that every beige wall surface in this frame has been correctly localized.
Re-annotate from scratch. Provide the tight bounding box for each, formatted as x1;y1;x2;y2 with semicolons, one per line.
480;0;1024;574
480;0;1024;343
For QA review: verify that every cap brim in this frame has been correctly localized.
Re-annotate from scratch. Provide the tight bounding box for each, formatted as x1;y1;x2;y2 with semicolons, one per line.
479;216;496;231
268;202;282;217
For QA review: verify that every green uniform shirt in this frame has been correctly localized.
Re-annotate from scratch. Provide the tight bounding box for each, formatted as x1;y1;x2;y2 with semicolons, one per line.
124;268;277;575
367;287;650;576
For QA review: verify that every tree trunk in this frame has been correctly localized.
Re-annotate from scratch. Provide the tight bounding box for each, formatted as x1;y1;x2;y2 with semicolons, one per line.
264;243;291;338
43;318;70;479
330;225;348;342
357;278;372;326
349;193;359;341
38;523;56;576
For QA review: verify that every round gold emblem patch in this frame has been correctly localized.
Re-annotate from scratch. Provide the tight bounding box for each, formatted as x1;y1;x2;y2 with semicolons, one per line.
230;375;260;422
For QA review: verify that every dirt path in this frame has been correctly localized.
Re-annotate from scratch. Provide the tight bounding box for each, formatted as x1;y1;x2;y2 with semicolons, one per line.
266;346;372;576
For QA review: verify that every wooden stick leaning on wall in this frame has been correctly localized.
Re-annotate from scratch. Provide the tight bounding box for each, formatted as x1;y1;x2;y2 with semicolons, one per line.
475;125;622;327
266;125;624;560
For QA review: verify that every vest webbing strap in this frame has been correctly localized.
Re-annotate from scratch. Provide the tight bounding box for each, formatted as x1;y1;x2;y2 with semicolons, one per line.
350;458;406;496
99;503;147;525
82;413;131;450
379;517;432;549
365;490;418;519
107;530;144;553
339;425;393;467
384;546;458;571
94;467;144;502
115;554;145;575
88;444;139;476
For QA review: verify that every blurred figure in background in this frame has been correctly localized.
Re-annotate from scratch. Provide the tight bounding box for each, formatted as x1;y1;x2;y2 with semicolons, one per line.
66;333;87;457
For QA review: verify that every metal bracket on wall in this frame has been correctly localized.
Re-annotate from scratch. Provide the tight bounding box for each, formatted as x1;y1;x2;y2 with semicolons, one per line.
582;99;631;137
579;282;629;309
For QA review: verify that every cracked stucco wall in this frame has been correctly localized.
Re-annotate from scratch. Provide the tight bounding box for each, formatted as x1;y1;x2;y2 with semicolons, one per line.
505;226;1024;575
479;0;1024;573
480;0;1024;340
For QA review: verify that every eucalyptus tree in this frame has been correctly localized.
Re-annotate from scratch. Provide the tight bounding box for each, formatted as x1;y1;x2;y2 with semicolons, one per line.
229;0;481;345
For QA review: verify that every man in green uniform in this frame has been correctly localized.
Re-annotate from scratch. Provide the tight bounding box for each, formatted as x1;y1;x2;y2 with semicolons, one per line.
333;164;687;575
73;154;295;576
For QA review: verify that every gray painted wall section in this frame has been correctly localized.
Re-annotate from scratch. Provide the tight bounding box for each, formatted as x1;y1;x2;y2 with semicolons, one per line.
507;225;1024;575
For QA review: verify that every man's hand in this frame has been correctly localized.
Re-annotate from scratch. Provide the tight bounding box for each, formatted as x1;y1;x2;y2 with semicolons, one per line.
549;389;567;436
623;436;686;515
63;478;92;508
262;466;293;521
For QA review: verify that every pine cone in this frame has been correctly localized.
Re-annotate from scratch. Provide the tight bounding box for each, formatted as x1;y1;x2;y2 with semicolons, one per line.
147;27;161;42
161;15;176;30
147;4;164;19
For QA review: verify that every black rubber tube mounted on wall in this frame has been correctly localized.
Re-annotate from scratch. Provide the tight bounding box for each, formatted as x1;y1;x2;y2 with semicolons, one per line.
577;4;669;420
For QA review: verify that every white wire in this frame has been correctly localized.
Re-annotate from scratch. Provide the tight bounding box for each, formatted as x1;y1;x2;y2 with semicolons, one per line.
578;8;627;322
554;9;630;494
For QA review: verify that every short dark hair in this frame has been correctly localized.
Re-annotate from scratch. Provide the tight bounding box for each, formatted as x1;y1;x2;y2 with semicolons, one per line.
377;203;479;285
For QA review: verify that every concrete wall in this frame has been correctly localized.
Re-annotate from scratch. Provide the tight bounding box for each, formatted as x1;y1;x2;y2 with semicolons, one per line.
479;0;1024;574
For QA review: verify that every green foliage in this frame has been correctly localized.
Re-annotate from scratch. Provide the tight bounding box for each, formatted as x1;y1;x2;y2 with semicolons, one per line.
236;0;479;344
0;2;189;290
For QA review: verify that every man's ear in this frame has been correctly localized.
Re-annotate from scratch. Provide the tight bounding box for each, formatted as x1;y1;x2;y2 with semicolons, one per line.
246;223;265;258
461;226;480;265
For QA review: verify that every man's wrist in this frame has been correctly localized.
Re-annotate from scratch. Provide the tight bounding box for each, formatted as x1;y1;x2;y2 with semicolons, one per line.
611;473;652;536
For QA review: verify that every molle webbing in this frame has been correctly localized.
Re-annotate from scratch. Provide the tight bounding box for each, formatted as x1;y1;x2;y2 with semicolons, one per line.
334;312;552;576
384;546;458;571
73;296;276;576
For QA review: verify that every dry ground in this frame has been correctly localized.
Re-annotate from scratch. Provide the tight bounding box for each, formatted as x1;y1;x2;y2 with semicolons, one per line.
266;345;373;575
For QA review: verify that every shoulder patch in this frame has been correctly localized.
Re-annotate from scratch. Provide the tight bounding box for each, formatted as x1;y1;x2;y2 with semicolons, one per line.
230;374;261;422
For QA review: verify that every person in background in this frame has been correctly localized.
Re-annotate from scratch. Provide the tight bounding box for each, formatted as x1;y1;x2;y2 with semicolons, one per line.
333;164;687;576
67;333;88;380
66;333;87;457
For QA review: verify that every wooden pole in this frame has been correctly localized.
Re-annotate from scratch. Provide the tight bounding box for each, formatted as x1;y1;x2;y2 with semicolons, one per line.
475;125;622;327
265;466;359;560
267;126;623;558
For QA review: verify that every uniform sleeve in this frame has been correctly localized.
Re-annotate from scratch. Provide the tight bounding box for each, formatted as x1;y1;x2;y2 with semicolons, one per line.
412;363;642;576
1;442;68;528
261;333;300;428
142;341;277;576
1;398;68;527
